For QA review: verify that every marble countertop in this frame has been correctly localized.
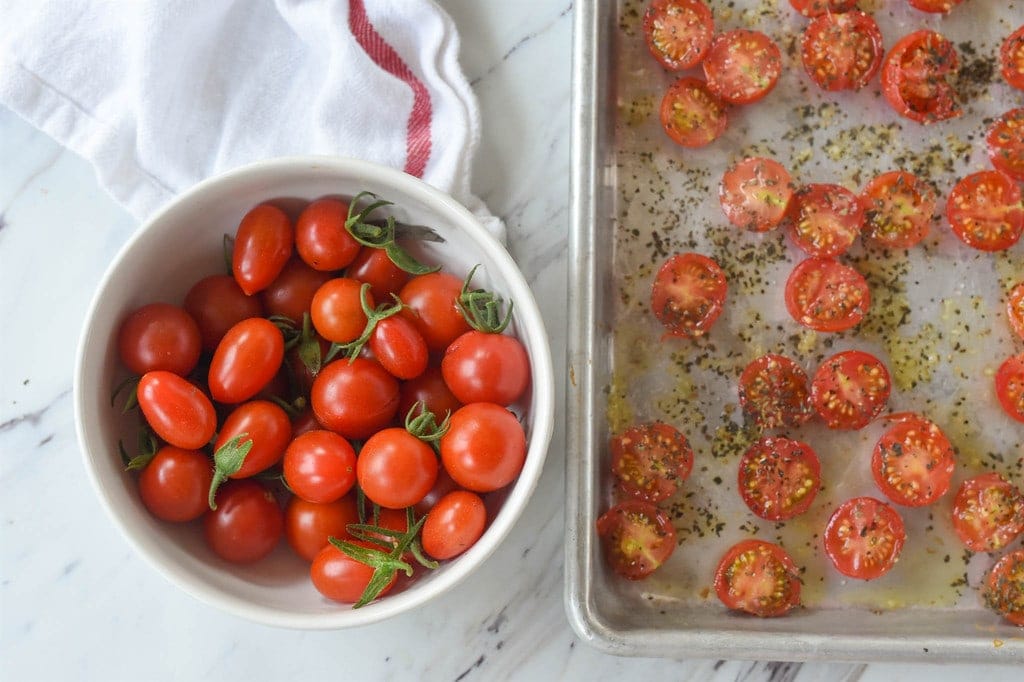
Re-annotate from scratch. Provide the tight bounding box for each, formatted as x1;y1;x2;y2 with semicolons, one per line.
1;1;1020;680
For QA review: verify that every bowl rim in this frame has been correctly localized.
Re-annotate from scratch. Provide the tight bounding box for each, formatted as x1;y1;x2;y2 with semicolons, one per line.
74;155;555;629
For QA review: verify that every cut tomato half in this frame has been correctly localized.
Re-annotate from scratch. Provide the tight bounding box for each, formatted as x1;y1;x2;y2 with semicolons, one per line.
946;171;1024;252
788;0;857;17
1001;26;1024;91
738;437;821;521
996;354;1024;423
986;109;1024;182
811;350;891;430
871;414;956;507
824;497;906;580
650;252;727;338
659;77;728;148
951;473;1024;552
713;539;801;617
642;0;715;71
983;549;1024;627
611;422;694;503
703;30;782;105
860;171;936;249
596;500;677;580
1007;283;1024;341
784;258;870;333
738;354;813;430
908;0;964;12
788;183;865;258
801;11;883;92
881;30;961;124
719;157;794;233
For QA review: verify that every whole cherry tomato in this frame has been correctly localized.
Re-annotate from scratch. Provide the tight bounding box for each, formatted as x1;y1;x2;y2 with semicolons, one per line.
183;275;264;351
137;371;216;450
310;541;397;603
441;330;530;406
357;428;439;509
117;303;201;376
413;467;460;517
399;272;471;352
138;446;213;522
398;366;463;423
439;403;527;492
283;430;358;503
345;246;411;302
232;204;294;296
215;400;292;479
208;318;285;404
310;358;400;439
370;314;429;380
295;198;361;271
204;479;283;564
310;277;372;344
421;490;487;560
284;494;359;562
260;257;333;324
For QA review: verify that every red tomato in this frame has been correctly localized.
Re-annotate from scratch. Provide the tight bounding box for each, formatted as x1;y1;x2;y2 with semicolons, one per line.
283;430;357;504
284;495;359;562
413;467;460;517
703;30;782;105
860;171;936;249
872;414;956;507
719;157;794;233
260;257;333;324
295;198;360;271
787;0;856;16
907;0;964;12
398;272;471;352
811;350;891;430
951;473;1024;553
650;252;727;338
421;490;487;561
1002;26;1024;91
642;0;713;72
784;257;870;332
356;428;438;509
399;366;463;423
439;403;526;493
1008;283;1024;341
232;204;293;296
208;317;285;404
801;11;882;92
610;422;693;503
117;303;201;377
137;371;216;450
738;437;820;521
138;446;213;522
946;171;1024;252
310;277;372;344
737;354;813;430
788;183;864;258
441;331;530;406
986;109;1024;182
310;541;396;603
346;246;411;303
983;549;1024;626
310;358;399;439
996;354;1024;423
824;497;906;580
713;539;801;617
204;479;283;564
881;31;961;124
215;400;292;478
659;77;727;148
183;275;264;352
369;314;429;380
596;500;676;580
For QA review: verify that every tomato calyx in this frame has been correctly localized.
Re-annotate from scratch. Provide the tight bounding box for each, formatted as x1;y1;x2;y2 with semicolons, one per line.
207;434;255;510
404;400;451;447
323;282;406;364
119;427;160;471
344;192;440;276
456;265;514;334
111;375;141;414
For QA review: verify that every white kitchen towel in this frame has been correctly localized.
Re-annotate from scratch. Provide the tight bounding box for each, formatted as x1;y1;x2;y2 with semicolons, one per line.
0;0;502;238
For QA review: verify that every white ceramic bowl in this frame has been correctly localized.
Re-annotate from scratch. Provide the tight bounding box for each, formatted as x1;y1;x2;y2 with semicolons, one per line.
74;157;554;628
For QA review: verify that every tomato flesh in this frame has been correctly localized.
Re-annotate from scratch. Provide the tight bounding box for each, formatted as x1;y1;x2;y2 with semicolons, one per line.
1008;283;1024;341
788;183;865;258
996;354;1024;423
811;350;891;430
1001;26;1024;91
713;539;801;617
787;0;857;16
860;171;935;249
596;500;677;580
881;31;961;124
824;497;906;580
951;473;1024;553
703;30;782;105
610;422;694;503
719;157;794;233
784;257;870;332
737;354;813;430
659;77;728;148
983;549;1024;627
801;11;883;92
738;437;820;521
908;0;964;13
650;252;727;338
986;109;1024;181
871;414;956;507
642;0;714;71
946;171;1024;252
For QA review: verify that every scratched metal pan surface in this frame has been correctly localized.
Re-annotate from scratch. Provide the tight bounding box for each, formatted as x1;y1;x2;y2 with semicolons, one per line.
566;0;1024;662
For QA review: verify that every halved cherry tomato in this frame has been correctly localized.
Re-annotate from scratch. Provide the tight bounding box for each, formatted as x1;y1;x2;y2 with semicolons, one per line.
787;0;856;17
1001;26;1024;91
215;400;292;479
946;171;1024;252
788;183;865;258
357;427;439;509
310;540;398;603
703;30;782;105
421;490;487;561
346;246;411;303
951;473;1024;553
184;275;264;352
260;257;333;324
650;252;727;338
610;422;694;503
117;303;201;377
596;500;676;580
872;414;956;507
208;317;285;404
232;204;293;296
137;371;216;450
719;157;794;233
996;354;1024;423
784;257;870;332
295;198;360;272
310;358;399;440
860;171;936;249
738;437;820;522
284;494;359;562
398;272;471;352
439;403;526;493
908;0;964;13
204;479;283;564
1008;283;1024;341
310;277;372;344
713;539;801;617
811;350;891;430
983;549;1024;626
986;109;1024;181
824;497;906;580
370;314;429;381
659;77;727;148
283;430;357;504
138;446;213;522
642;0;714;71
737;354;813;429
441;330;530;406
801;11;883;92
881;31;961;124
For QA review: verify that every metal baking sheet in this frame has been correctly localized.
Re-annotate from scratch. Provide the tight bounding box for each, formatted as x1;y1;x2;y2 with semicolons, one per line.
566;0;1024;662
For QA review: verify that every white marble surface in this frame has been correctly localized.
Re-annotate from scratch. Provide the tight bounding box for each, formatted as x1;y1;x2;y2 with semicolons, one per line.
0;1;1021;680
